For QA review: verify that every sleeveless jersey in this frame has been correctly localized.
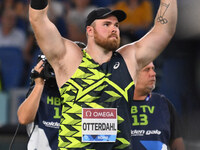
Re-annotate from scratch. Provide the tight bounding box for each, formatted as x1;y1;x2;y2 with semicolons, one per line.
26;84;61;150
58;50;134;150
130;93;181;150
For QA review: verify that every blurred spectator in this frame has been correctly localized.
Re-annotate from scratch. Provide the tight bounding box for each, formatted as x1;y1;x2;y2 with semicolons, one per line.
16;0;34;64
0;7;26;49
0;62;2;91
66;0;96;43
111;0;153;44
14;0;29;31
0;5;28;88
0;0;32;62
91;0;118;7
0;0;30;31
23;26;38;66
0;0;14;15
48;0;68;38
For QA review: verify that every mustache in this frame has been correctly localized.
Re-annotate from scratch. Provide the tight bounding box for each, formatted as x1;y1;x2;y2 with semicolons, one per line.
108;33;118;39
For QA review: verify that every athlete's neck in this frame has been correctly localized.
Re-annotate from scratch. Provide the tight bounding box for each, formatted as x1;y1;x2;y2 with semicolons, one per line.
85;45;113;65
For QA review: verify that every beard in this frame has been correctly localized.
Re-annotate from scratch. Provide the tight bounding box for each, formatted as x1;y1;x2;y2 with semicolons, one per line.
93;28;120;52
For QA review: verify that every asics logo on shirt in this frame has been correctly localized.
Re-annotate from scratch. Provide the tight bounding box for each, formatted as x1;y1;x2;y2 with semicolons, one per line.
113;62;120;69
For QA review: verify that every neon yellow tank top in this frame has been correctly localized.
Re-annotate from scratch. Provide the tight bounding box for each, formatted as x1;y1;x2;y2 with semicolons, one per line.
58;50;134;150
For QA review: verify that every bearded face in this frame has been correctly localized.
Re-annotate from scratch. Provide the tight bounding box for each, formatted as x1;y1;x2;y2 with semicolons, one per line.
93;27;120;52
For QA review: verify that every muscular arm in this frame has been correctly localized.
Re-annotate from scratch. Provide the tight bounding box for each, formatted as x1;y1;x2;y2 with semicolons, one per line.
29;4;66;63
29;0;83;87
119;0;177;81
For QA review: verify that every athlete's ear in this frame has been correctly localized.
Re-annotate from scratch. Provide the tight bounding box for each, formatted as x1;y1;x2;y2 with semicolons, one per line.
86;26;94;37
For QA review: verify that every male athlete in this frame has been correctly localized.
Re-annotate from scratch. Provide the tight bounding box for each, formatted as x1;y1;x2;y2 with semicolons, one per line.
29;0;177;149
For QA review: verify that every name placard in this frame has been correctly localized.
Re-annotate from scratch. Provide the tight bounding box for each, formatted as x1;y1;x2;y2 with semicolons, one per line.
82;108;117;142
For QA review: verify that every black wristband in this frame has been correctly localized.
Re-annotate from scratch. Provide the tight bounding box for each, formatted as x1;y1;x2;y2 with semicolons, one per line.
31;0;48;10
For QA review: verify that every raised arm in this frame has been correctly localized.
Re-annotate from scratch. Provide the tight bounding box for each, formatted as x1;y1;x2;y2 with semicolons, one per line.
29;0;66;62
119;0;177;81
29;0;83;87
